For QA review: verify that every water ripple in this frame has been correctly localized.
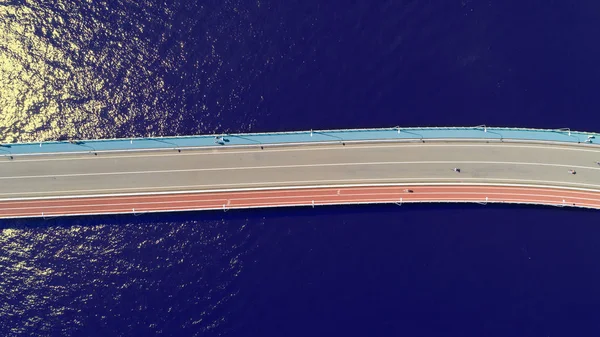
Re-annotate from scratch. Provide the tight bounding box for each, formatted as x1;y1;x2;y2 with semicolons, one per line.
0;0;273;143
0;216;259;336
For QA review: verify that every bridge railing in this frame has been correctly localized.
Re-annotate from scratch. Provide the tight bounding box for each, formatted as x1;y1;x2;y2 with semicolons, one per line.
1;126;598;156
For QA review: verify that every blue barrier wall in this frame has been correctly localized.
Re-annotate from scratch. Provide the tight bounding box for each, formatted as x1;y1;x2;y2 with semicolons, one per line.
1;126;598;156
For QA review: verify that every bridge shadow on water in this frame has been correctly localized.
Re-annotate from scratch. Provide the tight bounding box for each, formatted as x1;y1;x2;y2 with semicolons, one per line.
0;202;595;230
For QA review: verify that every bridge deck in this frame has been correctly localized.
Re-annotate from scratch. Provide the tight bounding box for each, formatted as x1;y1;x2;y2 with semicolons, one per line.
0;140;599;218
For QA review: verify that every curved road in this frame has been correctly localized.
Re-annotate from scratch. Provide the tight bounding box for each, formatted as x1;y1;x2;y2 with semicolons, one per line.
0;140;599;218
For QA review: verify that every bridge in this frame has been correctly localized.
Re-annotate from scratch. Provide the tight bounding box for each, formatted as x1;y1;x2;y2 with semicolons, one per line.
0;126;599;219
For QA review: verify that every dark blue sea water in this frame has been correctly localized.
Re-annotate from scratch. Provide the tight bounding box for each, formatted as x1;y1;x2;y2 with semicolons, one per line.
1;1;600;336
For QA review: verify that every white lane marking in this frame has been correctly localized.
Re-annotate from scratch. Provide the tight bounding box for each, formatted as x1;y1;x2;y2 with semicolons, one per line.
1;182;599;201
2;141;600;164
2;160;600;180
1;190;598;212
1;178;600;199
0;184;599;204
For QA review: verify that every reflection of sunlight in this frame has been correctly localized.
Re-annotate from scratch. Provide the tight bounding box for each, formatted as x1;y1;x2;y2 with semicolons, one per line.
1;228;18;238
0;6;89;143
1;1;261;144
0;3;174;143
0;228;29;266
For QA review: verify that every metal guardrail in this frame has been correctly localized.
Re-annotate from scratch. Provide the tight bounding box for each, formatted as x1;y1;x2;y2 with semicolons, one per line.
1;126;599;157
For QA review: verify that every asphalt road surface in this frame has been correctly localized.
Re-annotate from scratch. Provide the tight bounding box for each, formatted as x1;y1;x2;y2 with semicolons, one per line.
1;140;600;200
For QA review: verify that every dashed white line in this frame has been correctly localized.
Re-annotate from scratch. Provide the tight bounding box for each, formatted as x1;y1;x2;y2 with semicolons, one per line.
1;159;599;180
1;178;600;198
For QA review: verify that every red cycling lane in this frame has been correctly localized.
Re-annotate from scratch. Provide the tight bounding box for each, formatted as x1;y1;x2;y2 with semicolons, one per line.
0;185;599;218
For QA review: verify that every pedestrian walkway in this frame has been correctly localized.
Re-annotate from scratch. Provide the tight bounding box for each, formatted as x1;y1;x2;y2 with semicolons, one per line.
1;126;598;156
